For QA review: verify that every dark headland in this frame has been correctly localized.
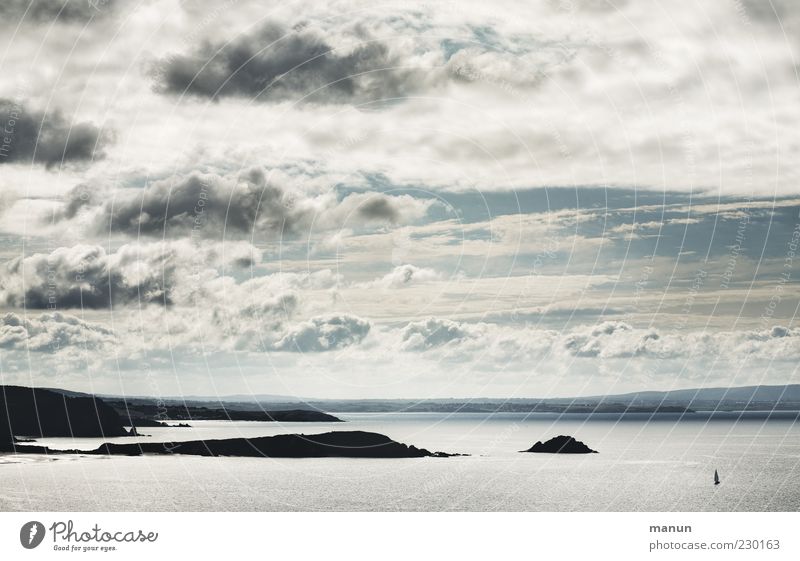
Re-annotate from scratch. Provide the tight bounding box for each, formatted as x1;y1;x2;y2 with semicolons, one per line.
106;400;343;425
1;385;456;458
13;431;459;458
522;435;598;454
1;385;343;452
1;385;129;450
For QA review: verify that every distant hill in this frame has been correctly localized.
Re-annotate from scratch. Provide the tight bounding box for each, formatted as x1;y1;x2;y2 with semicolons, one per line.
35;383;800;414
198;393;305;403
585;384;800;408
101;399;342;423
39;387;95;399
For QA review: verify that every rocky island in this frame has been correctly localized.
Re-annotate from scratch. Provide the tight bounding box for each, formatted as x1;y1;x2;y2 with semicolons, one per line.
13;430;459;458
522;435;598;454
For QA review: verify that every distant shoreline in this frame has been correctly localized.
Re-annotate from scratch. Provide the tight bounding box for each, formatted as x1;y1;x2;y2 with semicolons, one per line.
47;383;799;414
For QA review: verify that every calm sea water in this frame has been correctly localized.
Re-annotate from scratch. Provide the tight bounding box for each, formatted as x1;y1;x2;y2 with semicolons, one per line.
1;412;798;511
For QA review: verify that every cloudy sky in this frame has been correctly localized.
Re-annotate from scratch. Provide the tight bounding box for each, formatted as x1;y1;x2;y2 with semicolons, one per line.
0;0;799;398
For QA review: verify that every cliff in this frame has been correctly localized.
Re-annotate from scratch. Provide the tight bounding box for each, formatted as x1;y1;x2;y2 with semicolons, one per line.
0;386;129;450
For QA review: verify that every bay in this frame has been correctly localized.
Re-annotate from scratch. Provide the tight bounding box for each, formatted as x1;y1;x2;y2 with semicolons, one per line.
1;412;798;511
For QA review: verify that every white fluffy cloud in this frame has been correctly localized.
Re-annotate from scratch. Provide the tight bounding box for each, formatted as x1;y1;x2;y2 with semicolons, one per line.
0;240;262;309
0;312;115;352
0;190;16;217
359;264;442;289
396;318;800;363
274;314;371;352
2;308;798;395
400;316;480;351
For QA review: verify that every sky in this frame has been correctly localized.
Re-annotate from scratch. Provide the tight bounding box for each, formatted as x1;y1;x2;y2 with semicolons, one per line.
0;0;799;399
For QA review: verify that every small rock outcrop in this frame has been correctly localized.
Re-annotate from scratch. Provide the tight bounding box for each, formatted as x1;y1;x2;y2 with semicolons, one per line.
521;435;598;454
125;418;169;428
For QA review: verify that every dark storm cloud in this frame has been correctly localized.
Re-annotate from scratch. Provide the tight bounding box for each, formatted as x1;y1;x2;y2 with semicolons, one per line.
0;99;111;168
357;197;401;222
93;170;274;236
0;0;120;24
52;169;295;237
52;168;433;238
740;0;794;25
152;22;422;103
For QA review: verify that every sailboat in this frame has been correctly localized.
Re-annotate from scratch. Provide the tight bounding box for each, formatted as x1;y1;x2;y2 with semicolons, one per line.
714;469;720;485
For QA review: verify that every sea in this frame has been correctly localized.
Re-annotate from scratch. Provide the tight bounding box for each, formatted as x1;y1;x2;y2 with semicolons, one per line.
1;412;798;511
